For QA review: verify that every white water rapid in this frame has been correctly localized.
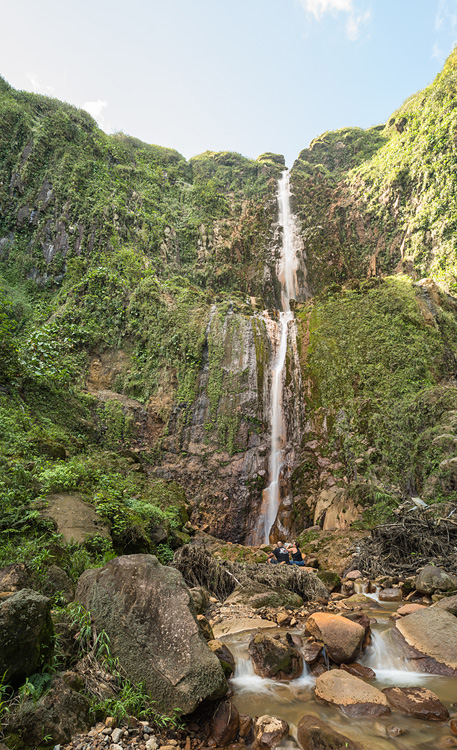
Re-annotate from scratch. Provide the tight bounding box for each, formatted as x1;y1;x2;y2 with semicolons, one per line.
260;171;301;544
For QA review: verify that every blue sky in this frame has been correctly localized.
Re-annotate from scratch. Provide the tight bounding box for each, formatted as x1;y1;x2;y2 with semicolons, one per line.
1;0;457;166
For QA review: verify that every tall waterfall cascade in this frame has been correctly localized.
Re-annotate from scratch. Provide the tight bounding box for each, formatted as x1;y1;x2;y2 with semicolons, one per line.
254;171;305;544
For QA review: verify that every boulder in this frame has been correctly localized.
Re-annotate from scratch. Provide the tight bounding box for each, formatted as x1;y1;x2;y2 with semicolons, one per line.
197;614;214;641
345;570;362;580
213;617;275;638
0;564;32;593
397;603;426;616
341;594;380;609
189;586;211;614
305;613;365;664
42;565;75;604
382;686;449;721
415;565;457;596
301;639;323;664
297;714;365;750
225;583;303;609
394;608;457;676
75;555;227;714
5;676;90;745
378;588;402;602
207;639;236;676
433;593;457;616
239;714;254;744
254;715;289;749
341;663;375;680
40;492;111;543
0;589;53;685
316;571;341;592
248;633;303;680
210;700;239;745
315;670;390;717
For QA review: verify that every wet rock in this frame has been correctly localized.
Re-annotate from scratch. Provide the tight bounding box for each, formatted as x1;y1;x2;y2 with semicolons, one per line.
210;700;239;745
297;714;365;750
225;583;303;609
213;618;275;638
42;564;75;604
340;594;380;609
382;686;449;720
394;608;457;676
197;614;214;641
189;586;211;614
341;663;375;680
433;594;457;616
239;714;254;744
248;633;303;680
40;492;111;543
345;570;362;580
415;565;457;596
301;639;323;663
316;571;341;592
305;612;365;664
0;589;53;685
397;603;426;616
76;555;227;714
254;715;289;749
5;676;90;745
378;587;402;602
207;639;235;676
315;670;390;716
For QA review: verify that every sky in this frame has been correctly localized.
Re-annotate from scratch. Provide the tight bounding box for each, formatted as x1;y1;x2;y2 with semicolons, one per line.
1;0;457;166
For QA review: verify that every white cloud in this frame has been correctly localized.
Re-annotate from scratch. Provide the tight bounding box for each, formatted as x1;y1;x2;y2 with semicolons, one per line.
82;99;113;134
301;0;353;19
26;72;54;95
300;0;370;41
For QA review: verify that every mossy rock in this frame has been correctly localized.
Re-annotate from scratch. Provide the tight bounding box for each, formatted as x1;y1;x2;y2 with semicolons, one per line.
317;570;341;592
225;583;303;609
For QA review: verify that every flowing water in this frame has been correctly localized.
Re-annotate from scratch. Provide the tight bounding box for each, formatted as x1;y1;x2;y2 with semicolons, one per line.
223;604;457;749
253;171;303;544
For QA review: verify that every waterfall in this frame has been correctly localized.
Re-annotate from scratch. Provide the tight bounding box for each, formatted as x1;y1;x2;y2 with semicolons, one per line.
255;171;302;544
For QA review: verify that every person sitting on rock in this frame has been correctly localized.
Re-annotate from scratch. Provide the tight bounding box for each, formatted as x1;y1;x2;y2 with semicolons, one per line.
267;541;290;564
289;540;305;566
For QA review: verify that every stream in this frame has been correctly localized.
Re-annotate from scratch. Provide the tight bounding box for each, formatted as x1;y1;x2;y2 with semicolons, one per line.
221;599;457;749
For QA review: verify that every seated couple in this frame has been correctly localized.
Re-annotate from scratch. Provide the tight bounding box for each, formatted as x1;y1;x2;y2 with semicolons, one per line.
266;540;304;566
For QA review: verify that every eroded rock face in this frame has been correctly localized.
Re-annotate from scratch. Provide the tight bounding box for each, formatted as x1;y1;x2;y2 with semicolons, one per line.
415;565;457;595
249;633;303;680
394;608;457;676
305;612;365;664
382;686;449;721
254;715;289;749
0;589;53;685
297;714;365;750
75;555;227;714
314;670;390;717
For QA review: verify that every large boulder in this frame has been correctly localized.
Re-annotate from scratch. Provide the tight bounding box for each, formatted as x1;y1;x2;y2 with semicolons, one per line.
382;686;449;721
297;714;365;750
394;608;457;676
314;670;390;717
210;700;239;745
415;565;457;595
305;612;365;664
0;564;32;593
249;633;303;680
40;492;111;543
0;589;53;685
5;677;90;746
75;555;227;714
225;583;303;609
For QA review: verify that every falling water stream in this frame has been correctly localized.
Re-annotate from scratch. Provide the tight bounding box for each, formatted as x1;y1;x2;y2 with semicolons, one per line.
222;601;457;749
254;171;301;544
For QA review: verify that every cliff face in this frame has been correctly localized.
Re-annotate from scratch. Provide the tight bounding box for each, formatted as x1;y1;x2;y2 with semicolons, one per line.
3;50;457;553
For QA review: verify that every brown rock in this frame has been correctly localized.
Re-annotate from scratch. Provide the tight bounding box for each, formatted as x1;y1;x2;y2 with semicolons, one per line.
248;633;303;680
382;686;449;721
397;603;426;616
378;588;402;602
345;570;362;580
451;718;457;735
433;594;457;616
341;663;375;680
40;492;111;543
301;639;322;664
210;701;239;745
239;714;254;743
254;715;289;749
305;612;365;664
0;563;31;592
315;670;390;717
207;639;235;676
297;714;365;750
394;608;457;676
341;594;381;609
197;615;214;641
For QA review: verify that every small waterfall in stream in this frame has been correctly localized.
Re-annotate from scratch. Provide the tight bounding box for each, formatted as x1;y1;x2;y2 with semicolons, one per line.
254;171;302;544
